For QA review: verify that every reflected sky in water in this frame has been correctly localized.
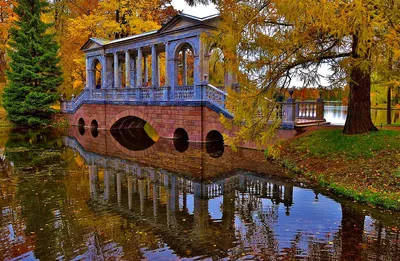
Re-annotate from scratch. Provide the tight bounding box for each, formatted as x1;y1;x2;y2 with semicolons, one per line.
0;128;398;260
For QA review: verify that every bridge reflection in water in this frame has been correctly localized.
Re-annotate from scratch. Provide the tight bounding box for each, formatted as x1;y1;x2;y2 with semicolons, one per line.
64;128;296;258
63;127;400;260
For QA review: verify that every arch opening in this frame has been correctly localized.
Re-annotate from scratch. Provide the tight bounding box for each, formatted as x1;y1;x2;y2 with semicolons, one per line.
111;116;147;130
206;130;224;143
175;43;195;86
208;47;225;90
120;61;126;88
206;130;224;158
91;58;102;89
91;128;98;138
78;119;85;136
173;128;189;141
110;116;159;151
91;120;99;138
173;128;189;153
78;118;85;127
91;120;98;129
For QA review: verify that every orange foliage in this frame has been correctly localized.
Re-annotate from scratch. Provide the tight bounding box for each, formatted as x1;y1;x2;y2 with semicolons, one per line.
0;0;15;82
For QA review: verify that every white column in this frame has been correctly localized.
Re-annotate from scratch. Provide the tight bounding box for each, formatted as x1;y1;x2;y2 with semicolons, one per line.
101;55;108;89
89;165;98;197
165;42;169;86
86;57;90;89
117;173;121;206
151;44;158;87
128;176;133;210
144;55;148;86
139;180;144;215
182;49;187;85
113;52;119;88
104;170;110;202
130;56;136;88
153;183;158;218
158;54;161;86
136;48;142;87
125;51;131;88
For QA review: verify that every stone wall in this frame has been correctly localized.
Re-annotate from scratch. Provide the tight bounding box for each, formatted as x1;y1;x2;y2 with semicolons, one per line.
65;104;233;142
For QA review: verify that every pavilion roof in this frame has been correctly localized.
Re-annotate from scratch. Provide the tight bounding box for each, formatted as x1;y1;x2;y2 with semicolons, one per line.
80;13;220;52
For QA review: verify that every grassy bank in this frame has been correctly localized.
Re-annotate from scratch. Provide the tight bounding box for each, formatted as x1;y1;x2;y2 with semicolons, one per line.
281;129;400;211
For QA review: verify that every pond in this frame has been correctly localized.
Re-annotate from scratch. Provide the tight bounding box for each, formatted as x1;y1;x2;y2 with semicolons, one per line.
0;127;399;260
324;104;400;126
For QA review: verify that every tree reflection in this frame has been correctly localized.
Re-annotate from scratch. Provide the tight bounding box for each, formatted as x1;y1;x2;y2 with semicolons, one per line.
0;129;399;260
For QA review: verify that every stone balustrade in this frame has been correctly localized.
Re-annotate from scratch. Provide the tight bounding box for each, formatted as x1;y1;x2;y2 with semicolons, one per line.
279;100;325;128
61;83;231;118
61;84;325;130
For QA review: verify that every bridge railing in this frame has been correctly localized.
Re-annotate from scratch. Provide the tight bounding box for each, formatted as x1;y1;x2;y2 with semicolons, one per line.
61;84;229;115
205;84;226;109
278;100;325;128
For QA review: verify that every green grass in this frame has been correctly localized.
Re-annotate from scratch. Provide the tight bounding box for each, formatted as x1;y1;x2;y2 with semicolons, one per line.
282;128;400;211
290;129;400;159
325;182;400;211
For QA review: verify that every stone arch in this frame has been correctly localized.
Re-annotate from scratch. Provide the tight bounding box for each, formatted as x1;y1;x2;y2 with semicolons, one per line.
206;130;224;143
89;56;103;89
91;127;99;138
78;118;85;127
173;128;189;140
111;116;146;130
207;46;226;89
91;119;98;129
173;128;189;153
79;126;85;136
118;59;127;88
205;129;224;158
203;122;227;141
174;41;196;86
173;39;199;58
106;109;158;132
89;56;103;71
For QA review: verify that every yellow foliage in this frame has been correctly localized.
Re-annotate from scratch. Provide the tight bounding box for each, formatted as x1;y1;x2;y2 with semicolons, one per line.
57;0;176;97
208;0;400;140
0;0;15;82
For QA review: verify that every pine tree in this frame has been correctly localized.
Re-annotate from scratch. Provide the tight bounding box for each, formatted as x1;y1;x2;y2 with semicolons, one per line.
3;0;62;126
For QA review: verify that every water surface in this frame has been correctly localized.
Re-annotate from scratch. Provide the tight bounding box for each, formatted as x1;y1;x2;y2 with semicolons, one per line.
325;104;400;126
0;128;398;260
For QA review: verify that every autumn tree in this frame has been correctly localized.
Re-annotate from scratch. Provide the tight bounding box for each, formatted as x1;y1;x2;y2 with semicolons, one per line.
187;0;400;135
0;0;15;83
57;0;176;96
3;0;62;126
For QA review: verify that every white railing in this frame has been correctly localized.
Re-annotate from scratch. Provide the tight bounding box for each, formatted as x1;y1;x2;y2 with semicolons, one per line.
296;102;321;119
279;100;325;128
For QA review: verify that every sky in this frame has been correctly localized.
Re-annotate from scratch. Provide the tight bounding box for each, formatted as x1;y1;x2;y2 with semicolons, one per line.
171;0;219;17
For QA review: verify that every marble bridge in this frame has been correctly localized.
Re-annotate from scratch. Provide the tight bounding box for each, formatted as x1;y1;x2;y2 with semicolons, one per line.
61;13;326;144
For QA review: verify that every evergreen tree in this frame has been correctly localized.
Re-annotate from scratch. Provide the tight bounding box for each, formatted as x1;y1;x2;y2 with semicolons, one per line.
3;0;62;126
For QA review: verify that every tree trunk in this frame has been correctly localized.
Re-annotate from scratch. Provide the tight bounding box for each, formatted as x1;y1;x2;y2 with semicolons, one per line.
343;35;378;134
341;206;365;261
387;86;392;125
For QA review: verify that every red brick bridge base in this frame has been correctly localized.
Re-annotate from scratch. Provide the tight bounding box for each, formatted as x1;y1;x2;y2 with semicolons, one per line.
65;104;237;143
65;104;296;147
